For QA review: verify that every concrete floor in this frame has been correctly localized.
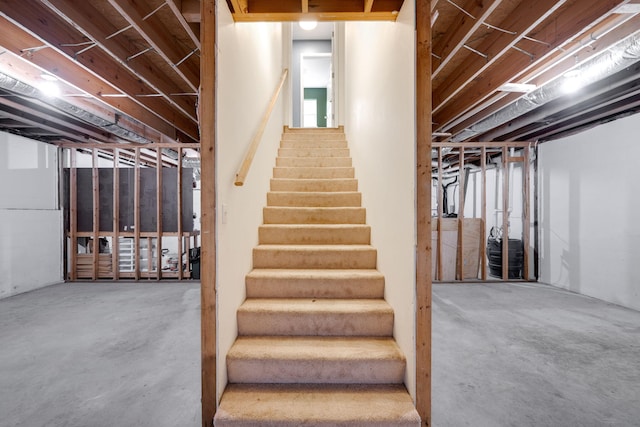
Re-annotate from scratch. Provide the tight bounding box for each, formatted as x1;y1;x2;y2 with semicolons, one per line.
1;281;639;426
433;282;640;427
0;282;201;427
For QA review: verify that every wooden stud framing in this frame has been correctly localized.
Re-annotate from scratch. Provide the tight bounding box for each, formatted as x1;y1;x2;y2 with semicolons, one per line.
134;148;141;281
480;146;487;280
437;147;443;281
502;147;509;280
457;147;464;281
69;149;78;281
177;148;184;280
200;0;217;425
430;141;532;283
416;0;432;425
113;149;120;281
92;149;100;280
156;148;163;280
523;147;531;280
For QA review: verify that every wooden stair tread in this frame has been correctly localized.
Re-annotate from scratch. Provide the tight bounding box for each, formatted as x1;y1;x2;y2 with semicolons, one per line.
215;383;420;427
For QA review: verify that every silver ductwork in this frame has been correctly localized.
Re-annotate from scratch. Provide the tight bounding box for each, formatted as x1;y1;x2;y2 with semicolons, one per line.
0;71;152;144
452;30;640;142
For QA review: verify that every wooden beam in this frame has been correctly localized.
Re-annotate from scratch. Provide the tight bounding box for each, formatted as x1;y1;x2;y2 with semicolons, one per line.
108;0;200;91
433;0;568;113
434;0;629;129
416;0;432;425
230;12;400;22
42;0;198;122
364;0;375;13
302;0;309;13
165;0;201;49
432;0;503;78
230;0;249;14
200;0;217;425
0;11;199;142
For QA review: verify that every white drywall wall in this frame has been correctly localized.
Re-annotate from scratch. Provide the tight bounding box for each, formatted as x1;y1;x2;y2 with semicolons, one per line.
216;6;284;397
539;114;640;310
0;132;62;298
344;0;417;398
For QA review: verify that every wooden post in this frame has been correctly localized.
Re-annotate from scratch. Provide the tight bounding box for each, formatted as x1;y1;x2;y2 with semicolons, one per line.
523;147;530;281
156;148;163;280
416;0;432;425
92;149;100;280
113;148;120;281
480;146;487;280
134;148;141;281
502;147;509;280
457;147;464;280
177;147;184;280
201;0;217;425
437;147;443;281
69;149;78;281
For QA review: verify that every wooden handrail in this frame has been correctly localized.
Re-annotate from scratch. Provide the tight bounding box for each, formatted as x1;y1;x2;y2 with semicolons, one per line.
234;68;289;186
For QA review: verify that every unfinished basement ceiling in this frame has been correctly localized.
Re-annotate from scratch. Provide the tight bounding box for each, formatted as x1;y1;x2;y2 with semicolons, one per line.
0;0;640;148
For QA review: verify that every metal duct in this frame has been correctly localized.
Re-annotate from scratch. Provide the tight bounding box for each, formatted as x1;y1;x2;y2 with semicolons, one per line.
452;31;640;142
0;71;152;144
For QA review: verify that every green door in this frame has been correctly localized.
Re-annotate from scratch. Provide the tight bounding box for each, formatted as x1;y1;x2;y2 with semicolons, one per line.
303;88;327;128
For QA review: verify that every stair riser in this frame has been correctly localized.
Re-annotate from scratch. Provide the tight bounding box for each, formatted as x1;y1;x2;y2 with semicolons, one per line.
246;276;384;299
253;248;377;269
276;157;352;167
270;179;358;192
280;140;348;149
267;192;361;207
278;148;350;158
258;225;370;245
263;207;365;224
237;311;393;336
227;359;405;384
273;167;355;179
282;133;345;141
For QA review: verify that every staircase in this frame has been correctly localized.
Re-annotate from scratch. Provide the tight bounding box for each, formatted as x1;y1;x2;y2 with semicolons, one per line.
214;127;420;426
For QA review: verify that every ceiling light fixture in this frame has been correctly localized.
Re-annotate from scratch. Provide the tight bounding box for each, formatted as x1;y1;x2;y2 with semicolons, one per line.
299;20;318;31
38;74;61;97
561;69;584;94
